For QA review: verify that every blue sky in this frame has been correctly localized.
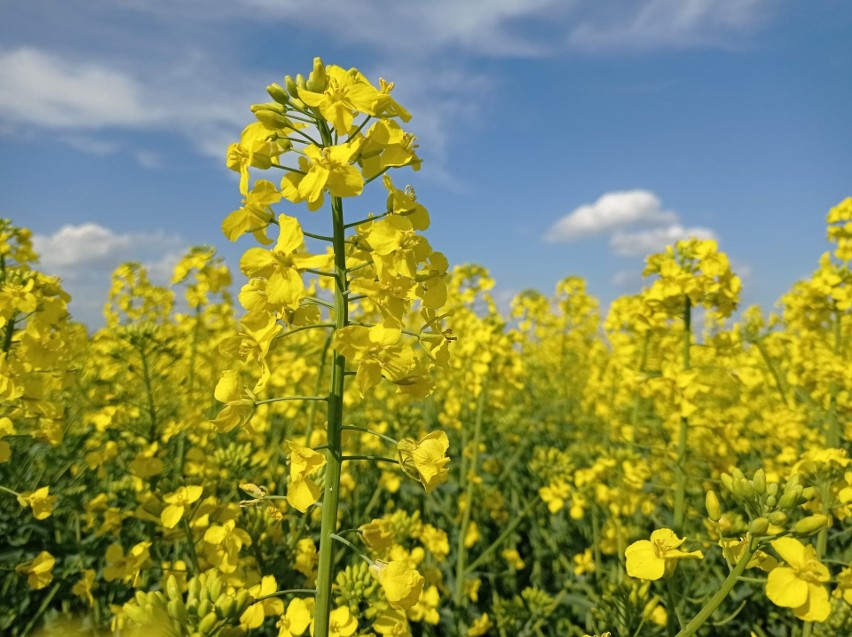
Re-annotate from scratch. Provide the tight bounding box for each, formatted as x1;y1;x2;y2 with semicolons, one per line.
1;0;850;327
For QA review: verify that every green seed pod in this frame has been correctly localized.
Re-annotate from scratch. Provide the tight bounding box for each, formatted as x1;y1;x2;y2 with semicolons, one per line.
705;490;722;521
752;468;766;494
198;611;219;634
748;516;769;535
794;514;830;536
768;510;787;526
267;83;290;105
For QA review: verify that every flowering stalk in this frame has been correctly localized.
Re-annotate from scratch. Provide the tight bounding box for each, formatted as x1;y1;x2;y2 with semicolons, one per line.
673;296;691;531
675;539;755;637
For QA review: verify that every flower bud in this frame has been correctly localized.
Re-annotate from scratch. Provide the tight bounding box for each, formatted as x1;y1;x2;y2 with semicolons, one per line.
705;490;722;521
768;510;787;526
720;472;733;493
748;517;769;535
198;611;219;634
801;486;816;501
752;468;766;494
732;478;755;500
188;576;202;599
255;110;291;130
166;574;181;600
295;74;307;89
305;57;328;92
198;598;212;618
777;484;802;509
250;101;286;115
167;598;188;623
215;594;237;619
285;75;299;97
206;574;222;601
766;482;779;497
267;83;290;105
235;589;253;612
794;514;830;536
765;494;777;508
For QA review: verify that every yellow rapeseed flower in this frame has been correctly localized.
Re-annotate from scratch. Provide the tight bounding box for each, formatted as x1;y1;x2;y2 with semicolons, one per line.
766;537;831;622
625;528;703;580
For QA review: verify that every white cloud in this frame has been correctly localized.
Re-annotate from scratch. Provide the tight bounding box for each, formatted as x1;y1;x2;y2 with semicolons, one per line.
610;223;717;257
545;190;677;242
0;46;252;159
33;223;187;327
0;48;156;129
569;0;771;50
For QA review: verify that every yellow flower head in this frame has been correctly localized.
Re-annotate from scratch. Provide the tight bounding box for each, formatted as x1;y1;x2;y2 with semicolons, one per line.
625;528;703;580
766;537;831;622
397;431;450;493
370;560;425;610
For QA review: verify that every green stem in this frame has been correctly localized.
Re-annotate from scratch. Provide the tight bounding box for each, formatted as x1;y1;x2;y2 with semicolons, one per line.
673;296;691;531
313;117;348;636
341;424;399;446
826;306;842;447
675;542;755;637
341;455;399;464
464;498;536;574
453;373;489;632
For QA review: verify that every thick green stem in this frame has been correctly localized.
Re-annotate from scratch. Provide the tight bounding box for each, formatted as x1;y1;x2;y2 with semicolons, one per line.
312;175;348;636
675;542;755;637
453;373;489;633
673;296;691;531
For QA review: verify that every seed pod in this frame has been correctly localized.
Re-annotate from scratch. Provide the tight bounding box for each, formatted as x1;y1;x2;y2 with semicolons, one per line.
705;490;722;521
794;514;830;536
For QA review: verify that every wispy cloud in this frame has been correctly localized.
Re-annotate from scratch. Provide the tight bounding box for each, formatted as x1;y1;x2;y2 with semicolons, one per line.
610;222;717;257
568;0;772;50
545;190;677;242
